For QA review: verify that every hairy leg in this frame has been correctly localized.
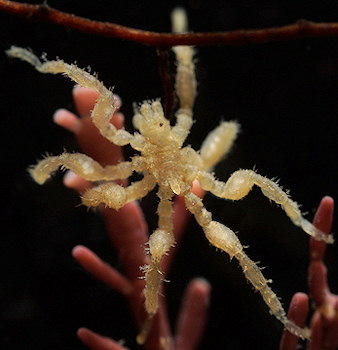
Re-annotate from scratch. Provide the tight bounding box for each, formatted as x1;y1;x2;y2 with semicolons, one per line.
81;175;156;210
138;191;175;345
6;46;133;146
30;152;135;184
197;169;334;243
144;189;175;315
143;228;175;316
200;121;240;171
184;192;311;339
171;9;196;145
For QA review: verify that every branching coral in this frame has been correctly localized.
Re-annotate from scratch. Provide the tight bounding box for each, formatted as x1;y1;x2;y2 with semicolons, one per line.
280;196;338;350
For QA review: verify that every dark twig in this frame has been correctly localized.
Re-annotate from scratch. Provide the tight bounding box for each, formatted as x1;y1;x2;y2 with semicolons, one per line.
3;0;338;47
157;48;176;119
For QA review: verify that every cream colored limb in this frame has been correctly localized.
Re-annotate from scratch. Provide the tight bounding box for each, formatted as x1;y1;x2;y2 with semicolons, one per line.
6;46;133;146
30;153;135;184
140;9;195;331
81;174;156;210
184;192;311;340
198;169;334;243
144;190;175;315
171;50;195;143
171;9;196;144
200;121;240;171
143;228;174;314
137;224;175;347
157;197;174;234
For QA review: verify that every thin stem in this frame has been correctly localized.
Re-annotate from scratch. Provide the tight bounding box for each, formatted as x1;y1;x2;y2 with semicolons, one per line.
157;48;176;119
2;0;338;47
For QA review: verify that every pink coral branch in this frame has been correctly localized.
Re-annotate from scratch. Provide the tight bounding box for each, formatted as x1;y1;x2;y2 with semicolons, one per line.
307;196;338;350
77;328;128;350
101;203;149;280
72;245;133;296
175;278;211;350
279;293;309;350
280;196;337;350
310;196;334;262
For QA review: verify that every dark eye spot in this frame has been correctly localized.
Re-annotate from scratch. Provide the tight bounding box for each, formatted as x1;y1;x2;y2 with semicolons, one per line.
159;123;163;127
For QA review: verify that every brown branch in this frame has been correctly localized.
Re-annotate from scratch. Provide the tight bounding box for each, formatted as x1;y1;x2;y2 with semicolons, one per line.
157;49;176;119
2;0;338;47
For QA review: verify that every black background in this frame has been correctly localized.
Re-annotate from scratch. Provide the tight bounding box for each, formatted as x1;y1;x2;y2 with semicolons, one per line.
0;1;337;349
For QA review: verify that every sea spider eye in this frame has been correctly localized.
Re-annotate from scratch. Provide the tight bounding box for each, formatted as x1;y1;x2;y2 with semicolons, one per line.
159;123;163;127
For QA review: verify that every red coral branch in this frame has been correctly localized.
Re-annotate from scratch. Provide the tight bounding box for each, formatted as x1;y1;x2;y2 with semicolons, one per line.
2;0;338;47
280;196;337;350
307;196;338;350
175;278;211;350
279;293;309;350
72;245;133;296
77;328;129;350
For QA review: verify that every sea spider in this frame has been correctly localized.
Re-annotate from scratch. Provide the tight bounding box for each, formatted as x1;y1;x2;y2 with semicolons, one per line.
6;9;333;343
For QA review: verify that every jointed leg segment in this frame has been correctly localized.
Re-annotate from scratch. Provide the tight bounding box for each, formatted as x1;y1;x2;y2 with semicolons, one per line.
198;169;334;243
144;191;175;315
143;227;175;316
7;46;134;146
157;197;174;234
171;9;196;145
81;175;156;210
200;121;240;171
30;152;135;184
140;195;175;345
184;192;311;339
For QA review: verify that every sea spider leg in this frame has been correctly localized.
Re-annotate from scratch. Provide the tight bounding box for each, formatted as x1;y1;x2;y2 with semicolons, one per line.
81;174;156;210
144;189;175;315
197;169;334;243
171;43;195;145
138;190;175;345
30;152;136;185
140;9;195;322
171;10;196;145
184;192;311;340
6;46;134;147
157;191;175;234
200;121;240;171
